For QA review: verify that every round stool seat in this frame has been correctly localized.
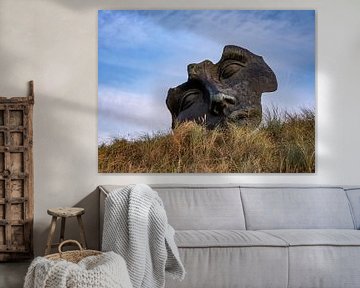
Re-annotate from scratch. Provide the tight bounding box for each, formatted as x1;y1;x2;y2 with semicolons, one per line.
45;207;87;255
47;207;85;218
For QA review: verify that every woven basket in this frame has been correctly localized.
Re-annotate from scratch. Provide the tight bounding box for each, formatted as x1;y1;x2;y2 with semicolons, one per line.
45;240;102;263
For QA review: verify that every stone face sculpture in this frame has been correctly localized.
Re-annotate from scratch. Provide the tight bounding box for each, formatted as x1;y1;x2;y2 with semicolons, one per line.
166;45;278;129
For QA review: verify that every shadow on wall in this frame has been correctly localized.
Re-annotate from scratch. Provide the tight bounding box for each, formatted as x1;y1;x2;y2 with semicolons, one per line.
0;0;105;257
39;188;100;256
52;0;100;10
51;0;163;10
0;74;101;255
32;93;100;256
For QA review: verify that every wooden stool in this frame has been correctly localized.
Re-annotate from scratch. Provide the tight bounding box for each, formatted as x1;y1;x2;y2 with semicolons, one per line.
45;207;87;255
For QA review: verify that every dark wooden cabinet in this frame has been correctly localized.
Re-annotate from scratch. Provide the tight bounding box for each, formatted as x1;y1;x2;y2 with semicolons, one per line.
0;81;34;261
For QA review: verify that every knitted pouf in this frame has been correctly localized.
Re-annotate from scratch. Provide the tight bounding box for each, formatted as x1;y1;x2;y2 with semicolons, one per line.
24;251;133;288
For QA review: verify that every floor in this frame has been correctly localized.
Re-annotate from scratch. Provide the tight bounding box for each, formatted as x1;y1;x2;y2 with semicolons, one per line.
0;261;30;288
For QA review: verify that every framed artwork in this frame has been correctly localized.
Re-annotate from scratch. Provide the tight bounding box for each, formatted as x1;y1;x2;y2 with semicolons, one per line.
98;10;315;173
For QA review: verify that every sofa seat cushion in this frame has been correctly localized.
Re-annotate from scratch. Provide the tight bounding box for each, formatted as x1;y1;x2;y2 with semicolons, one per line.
175;230;288;248
262;229;360;246
166;246;289;288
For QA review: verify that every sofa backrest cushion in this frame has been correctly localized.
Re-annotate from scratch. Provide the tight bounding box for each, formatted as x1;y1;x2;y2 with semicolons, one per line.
240;187;355;230
153;186;246;230
345;188;360;229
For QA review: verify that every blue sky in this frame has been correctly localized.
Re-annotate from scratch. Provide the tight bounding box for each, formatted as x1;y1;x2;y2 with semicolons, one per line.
98;10;315;143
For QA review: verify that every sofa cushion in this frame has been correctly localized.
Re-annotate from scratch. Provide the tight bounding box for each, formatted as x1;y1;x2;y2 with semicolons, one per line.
100;185;246;230
287;246;360;288
241;187;355;230
165;246;288;288
261;229;360;246
260;230;360;288
175;230;287;248
154;186;246;230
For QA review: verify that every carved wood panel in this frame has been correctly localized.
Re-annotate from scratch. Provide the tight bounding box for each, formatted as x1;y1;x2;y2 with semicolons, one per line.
0;81;34;261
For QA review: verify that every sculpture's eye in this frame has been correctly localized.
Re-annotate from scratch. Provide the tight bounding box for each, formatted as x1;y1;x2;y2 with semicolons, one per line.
220;61;246;80
180;89;202;111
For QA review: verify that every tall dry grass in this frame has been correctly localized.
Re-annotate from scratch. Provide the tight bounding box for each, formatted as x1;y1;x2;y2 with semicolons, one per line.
98;108;315;173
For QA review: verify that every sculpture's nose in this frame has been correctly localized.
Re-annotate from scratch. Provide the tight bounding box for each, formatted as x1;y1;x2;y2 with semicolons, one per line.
198;79;237;116
210;93;236;116
187;61;236;116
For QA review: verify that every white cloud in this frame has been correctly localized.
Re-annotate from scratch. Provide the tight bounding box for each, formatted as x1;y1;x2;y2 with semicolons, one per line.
98;86;171;142
99;12;155;49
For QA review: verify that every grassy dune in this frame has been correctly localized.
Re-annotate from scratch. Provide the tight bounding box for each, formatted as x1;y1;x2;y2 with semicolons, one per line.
98;108;315;173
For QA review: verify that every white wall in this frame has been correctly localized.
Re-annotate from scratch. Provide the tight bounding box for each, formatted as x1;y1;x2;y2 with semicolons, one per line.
0;0;360;256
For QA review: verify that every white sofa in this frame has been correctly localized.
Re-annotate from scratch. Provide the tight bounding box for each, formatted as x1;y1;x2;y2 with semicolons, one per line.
99;185;360;288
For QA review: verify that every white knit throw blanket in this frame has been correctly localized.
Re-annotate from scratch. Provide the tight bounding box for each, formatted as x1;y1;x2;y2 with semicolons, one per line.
24;252;133;288
102;184;185;288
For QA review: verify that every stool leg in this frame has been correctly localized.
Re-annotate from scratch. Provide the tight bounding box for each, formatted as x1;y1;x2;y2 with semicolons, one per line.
45;216;57;255
77;215;87;249
60;217;66;243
